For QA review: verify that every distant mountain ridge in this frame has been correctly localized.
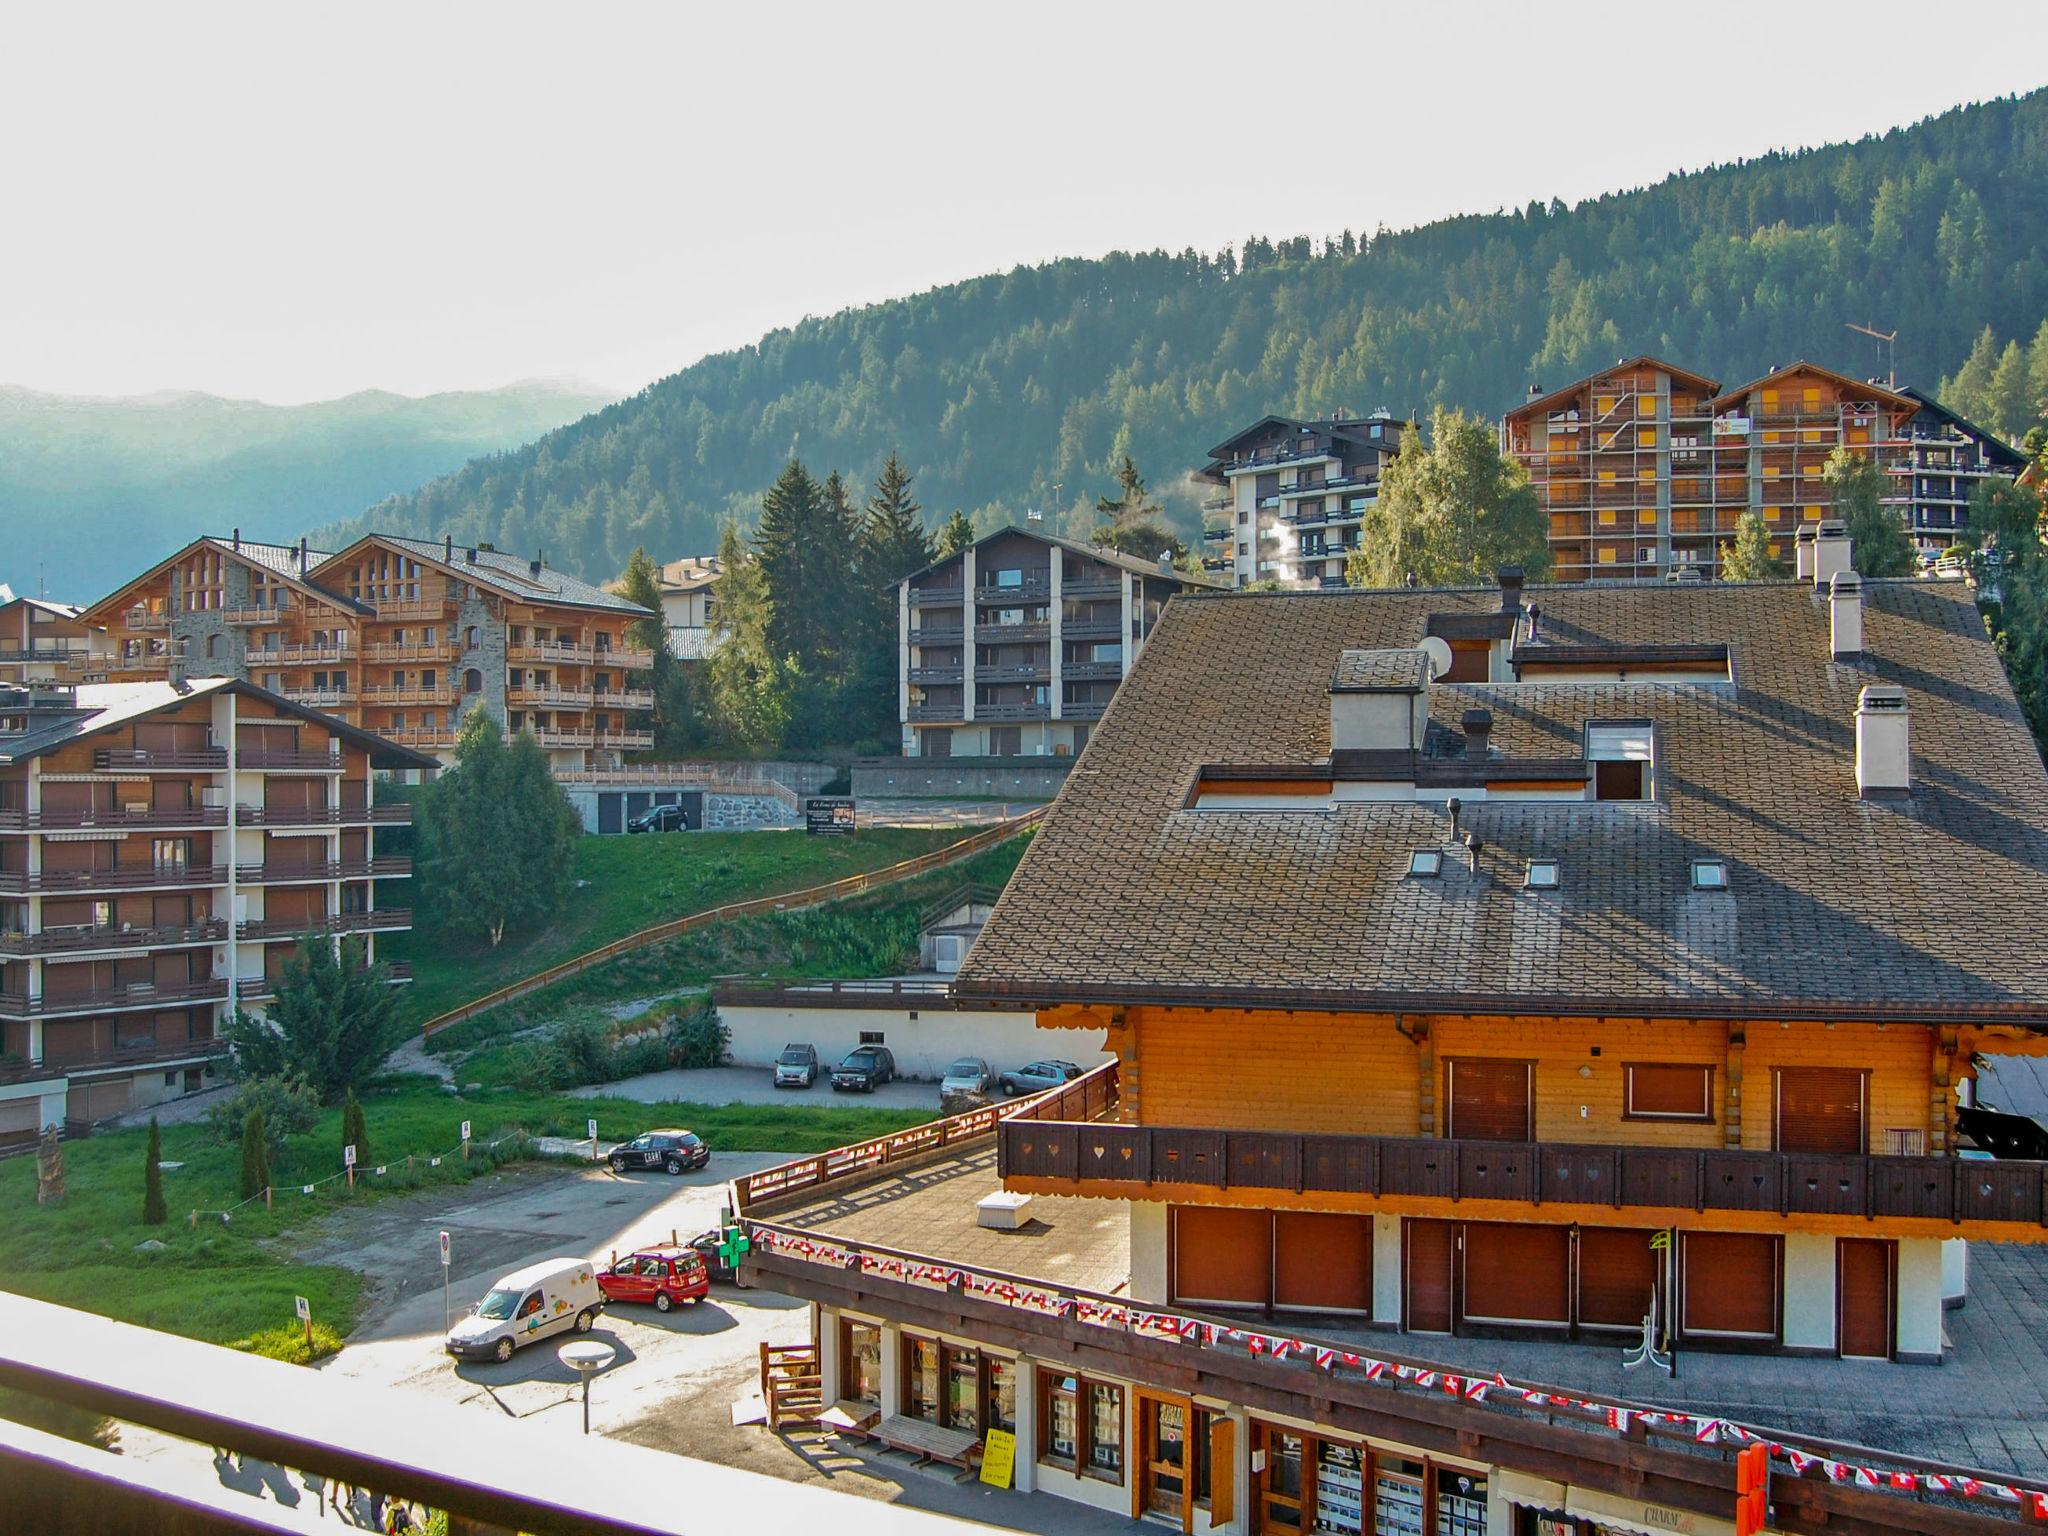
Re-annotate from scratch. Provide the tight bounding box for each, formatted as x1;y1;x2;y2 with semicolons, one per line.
326;89;2048;582
2;379;616;599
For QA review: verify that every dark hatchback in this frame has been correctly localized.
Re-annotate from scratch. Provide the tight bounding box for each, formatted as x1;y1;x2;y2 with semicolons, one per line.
608;1129;710;1175
831;1045;896;1093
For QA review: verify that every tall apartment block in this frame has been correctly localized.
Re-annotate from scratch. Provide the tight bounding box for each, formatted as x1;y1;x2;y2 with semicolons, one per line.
898;529;1220;759
0;678;428;1145
75;534;657;773
1197;412;1411;589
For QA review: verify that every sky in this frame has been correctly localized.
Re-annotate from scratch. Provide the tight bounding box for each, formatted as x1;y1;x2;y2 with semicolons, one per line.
2;1;2043;406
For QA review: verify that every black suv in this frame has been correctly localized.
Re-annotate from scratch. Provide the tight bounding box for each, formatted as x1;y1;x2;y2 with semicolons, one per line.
831;1045;896;1093
608;1129;710;1175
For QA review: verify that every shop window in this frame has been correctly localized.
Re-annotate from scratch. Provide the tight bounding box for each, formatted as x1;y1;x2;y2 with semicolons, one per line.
1625;1063;1714;1121
1041;1372;1122;1483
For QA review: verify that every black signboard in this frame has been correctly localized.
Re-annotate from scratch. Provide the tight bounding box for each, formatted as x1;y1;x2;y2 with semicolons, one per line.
805;796;857;835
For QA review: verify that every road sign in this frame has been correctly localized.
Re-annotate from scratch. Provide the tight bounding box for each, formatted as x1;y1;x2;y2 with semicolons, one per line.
294;1295;310;1323
438;1230;451;1267
343;1144;356;1168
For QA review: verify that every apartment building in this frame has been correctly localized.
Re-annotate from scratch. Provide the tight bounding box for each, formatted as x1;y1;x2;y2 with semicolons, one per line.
75;533;657;773
1885;387;2029;555
898;528;1221;760
0;597;106;687
1505;358;1936;582
0;678;428;1146
1198;412;1412;589
739;547;2048;1536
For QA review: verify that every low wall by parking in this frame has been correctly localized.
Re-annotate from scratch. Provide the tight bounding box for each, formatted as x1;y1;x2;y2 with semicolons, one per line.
852;756;1070;801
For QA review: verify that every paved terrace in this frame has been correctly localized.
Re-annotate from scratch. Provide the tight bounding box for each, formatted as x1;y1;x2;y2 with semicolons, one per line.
767;1146;2048;1482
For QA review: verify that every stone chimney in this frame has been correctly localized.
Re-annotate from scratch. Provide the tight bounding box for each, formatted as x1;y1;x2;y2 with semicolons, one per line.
1855;685;1910;796
1794;524;1816;582
1497;566;1525;614
1461;708;1494;759
1829;570;1863;658
1812;521;1852;589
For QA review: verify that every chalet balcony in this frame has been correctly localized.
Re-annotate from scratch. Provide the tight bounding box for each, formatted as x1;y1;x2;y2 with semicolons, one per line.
0;977;230;1020
235;907;411;941
233;802;410;828
0;806;228;834
0;919;228;958
234;856;411;884
237;748;343;772
92;746;227;773
999;1115;2048;1236
0;864;229;895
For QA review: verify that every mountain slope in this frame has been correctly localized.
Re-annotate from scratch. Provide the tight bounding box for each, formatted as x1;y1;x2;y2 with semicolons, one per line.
350;90;2047;580
2;380;615;600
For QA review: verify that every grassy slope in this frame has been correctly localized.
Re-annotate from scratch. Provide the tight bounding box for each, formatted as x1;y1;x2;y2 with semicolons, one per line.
386;826;966;1029
0;1078;930;1347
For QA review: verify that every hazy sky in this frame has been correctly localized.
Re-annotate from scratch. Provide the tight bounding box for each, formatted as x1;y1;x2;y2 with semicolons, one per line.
3;1;2041;405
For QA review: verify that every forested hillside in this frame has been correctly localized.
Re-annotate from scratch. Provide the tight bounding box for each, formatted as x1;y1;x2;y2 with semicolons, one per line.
330;91;2048;579
3;380;613;600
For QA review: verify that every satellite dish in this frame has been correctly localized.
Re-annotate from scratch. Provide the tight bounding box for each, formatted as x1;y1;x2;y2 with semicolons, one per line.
1418;636;1454;681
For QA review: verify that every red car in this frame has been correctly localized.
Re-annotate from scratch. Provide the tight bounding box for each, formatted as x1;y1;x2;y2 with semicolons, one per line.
597;1246;710;1312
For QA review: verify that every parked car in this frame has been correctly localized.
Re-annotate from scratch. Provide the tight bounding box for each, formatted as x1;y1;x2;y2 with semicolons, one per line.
598;1246;709;1312
685;1227;750;1287
772;1042;819;1089
999;1059;1084;1096
627;802;689;833
940;1056;995;1096
831;1044;896;1093
445;1258;602;1363
607;1128;711;1175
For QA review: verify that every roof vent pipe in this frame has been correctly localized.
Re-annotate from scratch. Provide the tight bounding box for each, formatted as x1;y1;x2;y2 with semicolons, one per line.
1855;685;1910;796
1794;524;1817;581
1811;521;1852;589
1830;570;1863;658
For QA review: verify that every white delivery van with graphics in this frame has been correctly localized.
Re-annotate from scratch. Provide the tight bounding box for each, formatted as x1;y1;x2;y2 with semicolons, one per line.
445;1258;604;1363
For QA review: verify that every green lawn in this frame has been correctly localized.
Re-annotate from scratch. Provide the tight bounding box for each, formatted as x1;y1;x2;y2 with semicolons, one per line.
385;826;970;1030
0;1078;931;1350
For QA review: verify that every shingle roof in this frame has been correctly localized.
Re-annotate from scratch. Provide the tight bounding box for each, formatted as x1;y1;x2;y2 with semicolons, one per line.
953;579;2048;1022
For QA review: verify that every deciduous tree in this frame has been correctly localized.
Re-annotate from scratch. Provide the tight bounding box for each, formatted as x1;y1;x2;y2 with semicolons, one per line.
1349;407;1549;589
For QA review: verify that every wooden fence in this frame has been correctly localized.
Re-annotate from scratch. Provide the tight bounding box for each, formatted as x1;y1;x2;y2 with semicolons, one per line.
417;806;1044;1041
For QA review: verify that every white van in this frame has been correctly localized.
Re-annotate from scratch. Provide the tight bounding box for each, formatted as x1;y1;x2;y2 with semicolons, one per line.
445;1258;604;1363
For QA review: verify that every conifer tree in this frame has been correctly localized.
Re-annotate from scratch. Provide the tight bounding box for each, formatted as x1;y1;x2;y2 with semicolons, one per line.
239;1109;270;1201
1719;511;1788;581
1823;446;1915;578
142;1116;167;1225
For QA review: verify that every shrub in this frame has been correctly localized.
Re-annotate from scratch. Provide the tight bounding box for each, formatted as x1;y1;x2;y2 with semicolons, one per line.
230;1322;345;1366
205;1075;319;1151
142;1117;166;1226
239;1111;270;1200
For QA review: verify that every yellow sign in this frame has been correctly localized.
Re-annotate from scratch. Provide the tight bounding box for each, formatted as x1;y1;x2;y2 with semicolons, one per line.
979;1428;1017;1489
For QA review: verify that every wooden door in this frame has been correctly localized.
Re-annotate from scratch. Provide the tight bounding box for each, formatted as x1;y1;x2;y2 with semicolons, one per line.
1445;1060;1532;1141
1681;1233;1778;1340
1404;1219;1454;1334
1838;1239;1893;1360
1776;1067;1866;1154
1135;1392;1192;1527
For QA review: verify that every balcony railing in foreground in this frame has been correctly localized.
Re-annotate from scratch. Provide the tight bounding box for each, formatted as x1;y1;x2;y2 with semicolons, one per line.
0;1292;984;1536
735;1065;2048;1535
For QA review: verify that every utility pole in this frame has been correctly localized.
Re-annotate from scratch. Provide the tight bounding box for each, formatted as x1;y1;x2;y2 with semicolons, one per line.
1846;322;1897;389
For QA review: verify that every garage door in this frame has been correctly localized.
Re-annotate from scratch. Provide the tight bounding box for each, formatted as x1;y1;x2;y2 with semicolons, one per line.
1578;1228;1659;1331
1462;1224;1569;1327
1777;1068;1866;1154
1273;1212;1371;1314
1682;1233;1778;1339
1839;1239;1893;1360
1446;1060;1532;1141
1171;1207;1269;1307
1405;1219;1454;1333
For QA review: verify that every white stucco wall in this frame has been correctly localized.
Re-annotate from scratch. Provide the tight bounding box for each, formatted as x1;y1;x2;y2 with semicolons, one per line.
718;1000;1108;1082
1897;1238;1945;1361
1782;1233;1836;1351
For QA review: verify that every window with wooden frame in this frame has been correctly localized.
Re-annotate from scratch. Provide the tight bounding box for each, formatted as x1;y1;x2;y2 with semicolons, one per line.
1040;1371;1124;1483
1624;1063;1715;1122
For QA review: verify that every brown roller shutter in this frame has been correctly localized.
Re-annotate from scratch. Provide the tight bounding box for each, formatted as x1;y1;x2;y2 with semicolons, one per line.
1273;1212;1371;1314
1682;1233;1778;1339
1578;1228;1659;1330
1171;1206;1269;1307
1462;1223;1569;1326
1405;1219;1454;1333
1777;1068;1865;1154
1838;1239;1893;1360
1447;1060;1532;1141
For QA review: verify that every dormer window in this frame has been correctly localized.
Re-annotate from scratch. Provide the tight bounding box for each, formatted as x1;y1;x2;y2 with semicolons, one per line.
1586;722;1654;801
1691;859;1728;890
1407;850;1442;878
1524;859;1560;890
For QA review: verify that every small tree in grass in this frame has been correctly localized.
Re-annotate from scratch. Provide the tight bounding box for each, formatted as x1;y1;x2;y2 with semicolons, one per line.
239;1110;270;1201
142;1116;166;1225
341;1089;370;1172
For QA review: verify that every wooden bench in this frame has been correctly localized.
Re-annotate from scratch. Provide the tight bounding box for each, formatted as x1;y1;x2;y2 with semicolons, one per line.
871;1413;982;1470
